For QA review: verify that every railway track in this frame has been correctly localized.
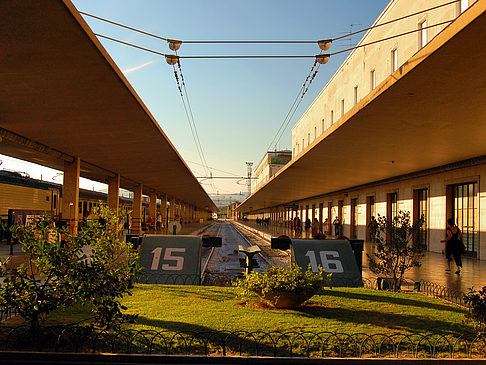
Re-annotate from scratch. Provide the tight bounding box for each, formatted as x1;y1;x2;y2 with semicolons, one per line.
198;220;290;285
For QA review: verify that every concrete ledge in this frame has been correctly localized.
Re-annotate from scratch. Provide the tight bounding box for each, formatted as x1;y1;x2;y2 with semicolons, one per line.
0;351;484;364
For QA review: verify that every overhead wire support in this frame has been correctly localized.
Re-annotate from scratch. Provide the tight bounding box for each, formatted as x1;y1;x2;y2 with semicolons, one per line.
82;0;459;48
96;16;452;64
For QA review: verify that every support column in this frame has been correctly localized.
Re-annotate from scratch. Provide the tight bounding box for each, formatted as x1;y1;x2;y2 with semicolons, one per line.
187;204;192;223
62;158;80;234
319;203;323;232
160;193;167;228
107;174;120;212
169;197;175;222
132;184;143;235
149;192;157;219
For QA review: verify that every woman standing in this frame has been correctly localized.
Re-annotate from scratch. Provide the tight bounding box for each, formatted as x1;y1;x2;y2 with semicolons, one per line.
304;218;311;238
441;218;465;274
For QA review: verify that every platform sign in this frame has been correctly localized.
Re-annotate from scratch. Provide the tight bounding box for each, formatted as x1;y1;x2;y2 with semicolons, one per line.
291;239;363;287
137;235;202;285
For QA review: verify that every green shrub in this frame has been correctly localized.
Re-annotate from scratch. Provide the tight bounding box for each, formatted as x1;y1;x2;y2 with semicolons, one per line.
464;286;486;332
234;264;329;306
0;205;140;333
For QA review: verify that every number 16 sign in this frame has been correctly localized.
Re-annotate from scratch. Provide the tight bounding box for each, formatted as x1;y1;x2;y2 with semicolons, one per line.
137;235;202;285
291;239;362;287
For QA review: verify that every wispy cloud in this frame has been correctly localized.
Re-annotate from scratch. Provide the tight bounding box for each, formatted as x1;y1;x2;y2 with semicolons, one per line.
122;61;154;74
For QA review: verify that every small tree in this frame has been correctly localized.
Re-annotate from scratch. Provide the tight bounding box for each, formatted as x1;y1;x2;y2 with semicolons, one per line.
0;205;140;334
464;286;486;333
0;217;81;334
75;205;140;327
367;211;424;291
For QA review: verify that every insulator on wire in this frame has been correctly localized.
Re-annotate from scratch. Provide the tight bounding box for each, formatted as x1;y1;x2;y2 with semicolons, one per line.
165;54;179;65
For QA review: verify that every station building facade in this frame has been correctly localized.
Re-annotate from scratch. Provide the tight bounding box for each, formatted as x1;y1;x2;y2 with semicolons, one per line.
241;0;486;260
290;0;480;258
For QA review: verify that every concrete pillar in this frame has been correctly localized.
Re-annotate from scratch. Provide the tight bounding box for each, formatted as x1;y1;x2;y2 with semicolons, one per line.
319;203;323;232
160;193;167;227
169;197;175;222
132;184;143;234
149;192;157;219
107;174;120;212
62;158;80;234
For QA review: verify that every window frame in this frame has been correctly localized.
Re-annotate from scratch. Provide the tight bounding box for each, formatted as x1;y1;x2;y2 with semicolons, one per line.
391;47;398;73
370;68;376;91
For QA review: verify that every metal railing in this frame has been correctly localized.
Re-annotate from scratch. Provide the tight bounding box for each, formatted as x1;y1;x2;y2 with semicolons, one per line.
0;325;483;358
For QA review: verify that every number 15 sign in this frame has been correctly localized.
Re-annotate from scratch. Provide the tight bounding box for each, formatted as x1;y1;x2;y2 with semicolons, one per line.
137;235;202;285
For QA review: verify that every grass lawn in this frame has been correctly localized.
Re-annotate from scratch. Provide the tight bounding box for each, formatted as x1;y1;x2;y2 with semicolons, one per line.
46;284;472;336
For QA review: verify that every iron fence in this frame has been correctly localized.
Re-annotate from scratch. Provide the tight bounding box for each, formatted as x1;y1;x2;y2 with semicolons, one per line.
0;325;483;358
418;280;467;307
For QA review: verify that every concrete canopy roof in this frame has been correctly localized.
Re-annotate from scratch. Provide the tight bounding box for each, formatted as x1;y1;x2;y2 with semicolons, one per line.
238;1;486;214
0;0;217;212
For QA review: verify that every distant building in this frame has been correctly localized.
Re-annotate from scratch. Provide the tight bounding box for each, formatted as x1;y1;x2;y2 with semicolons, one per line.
253;151;292;192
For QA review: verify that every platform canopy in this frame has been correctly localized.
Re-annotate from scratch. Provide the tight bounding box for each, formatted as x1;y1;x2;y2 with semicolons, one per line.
0;0;217;211
238;2;486;214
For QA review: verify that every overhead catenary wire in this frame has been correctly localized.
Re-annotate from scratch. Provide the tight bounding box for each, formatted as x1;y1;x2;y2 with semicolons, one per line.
186;160;240;176
94;17;454;61
81;0;460;46
331;19;454;56
172;59;217;192
171;62;213;189
95;17;454;161
266;59;319;153
331;0;460;42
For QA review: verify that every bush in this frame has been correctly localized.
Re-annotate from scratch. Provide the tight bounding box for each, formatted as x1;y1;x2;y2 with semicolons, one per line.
234;264;330;307
367;211;424;292
0;205;140;333
464;286;486;332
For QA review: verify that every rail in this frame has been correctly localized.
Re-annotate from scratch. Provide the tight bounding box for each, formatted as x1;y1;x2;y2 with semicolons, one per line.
200;223;223;283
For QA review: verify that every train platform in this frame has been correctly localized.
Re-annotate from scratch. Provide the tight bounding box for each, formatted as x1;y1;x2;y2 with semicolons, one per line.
234;219;486;293
0;221;213;268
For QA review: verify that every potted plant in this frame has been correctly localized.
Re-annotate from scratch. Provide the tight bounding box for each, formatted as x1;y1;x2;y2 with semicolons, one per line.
234;264;329;308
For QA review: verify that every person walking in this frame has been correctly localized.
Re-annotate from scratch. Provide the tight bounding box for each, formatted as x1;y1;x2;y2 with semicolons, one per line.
304;218;311;238
311;218;319;237
440;218;465;274
333;217;340;236
323;218;329;235
295;216;302;236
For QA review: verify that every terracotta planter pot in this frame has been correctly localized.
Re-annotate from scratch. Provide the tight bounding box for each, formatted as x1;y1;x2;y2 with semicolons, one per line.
258;290;316;309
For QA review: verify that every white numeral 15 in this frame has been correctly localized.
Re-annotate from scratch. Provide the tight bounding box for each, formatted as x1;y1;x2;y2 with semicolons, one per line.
151;247;186;271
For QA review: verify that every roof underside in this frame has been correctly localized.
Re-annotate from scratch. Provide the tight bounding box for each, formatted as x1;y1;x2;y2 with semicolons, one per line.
0;0;217;211
238;2;486;213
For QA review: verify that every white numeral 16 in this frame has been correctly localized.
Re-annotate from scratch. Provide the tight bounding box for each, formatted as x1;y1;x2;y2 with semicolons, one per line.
305;250;344;273
151;247;186;271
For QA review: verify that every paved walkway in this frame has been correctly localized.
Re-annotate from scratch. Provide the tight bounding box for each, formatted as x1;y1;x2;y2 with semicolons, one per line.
236;219;486;293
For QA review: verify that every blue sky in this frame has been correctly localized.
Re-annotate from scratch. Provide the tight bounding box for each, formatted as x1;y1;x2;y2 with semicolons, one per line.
2;0;390;197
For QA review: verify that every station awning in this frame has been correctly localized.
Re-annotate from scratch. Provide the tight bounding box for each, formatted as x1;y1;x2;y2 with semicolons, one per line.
0;0;217;211
238;1;486;214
